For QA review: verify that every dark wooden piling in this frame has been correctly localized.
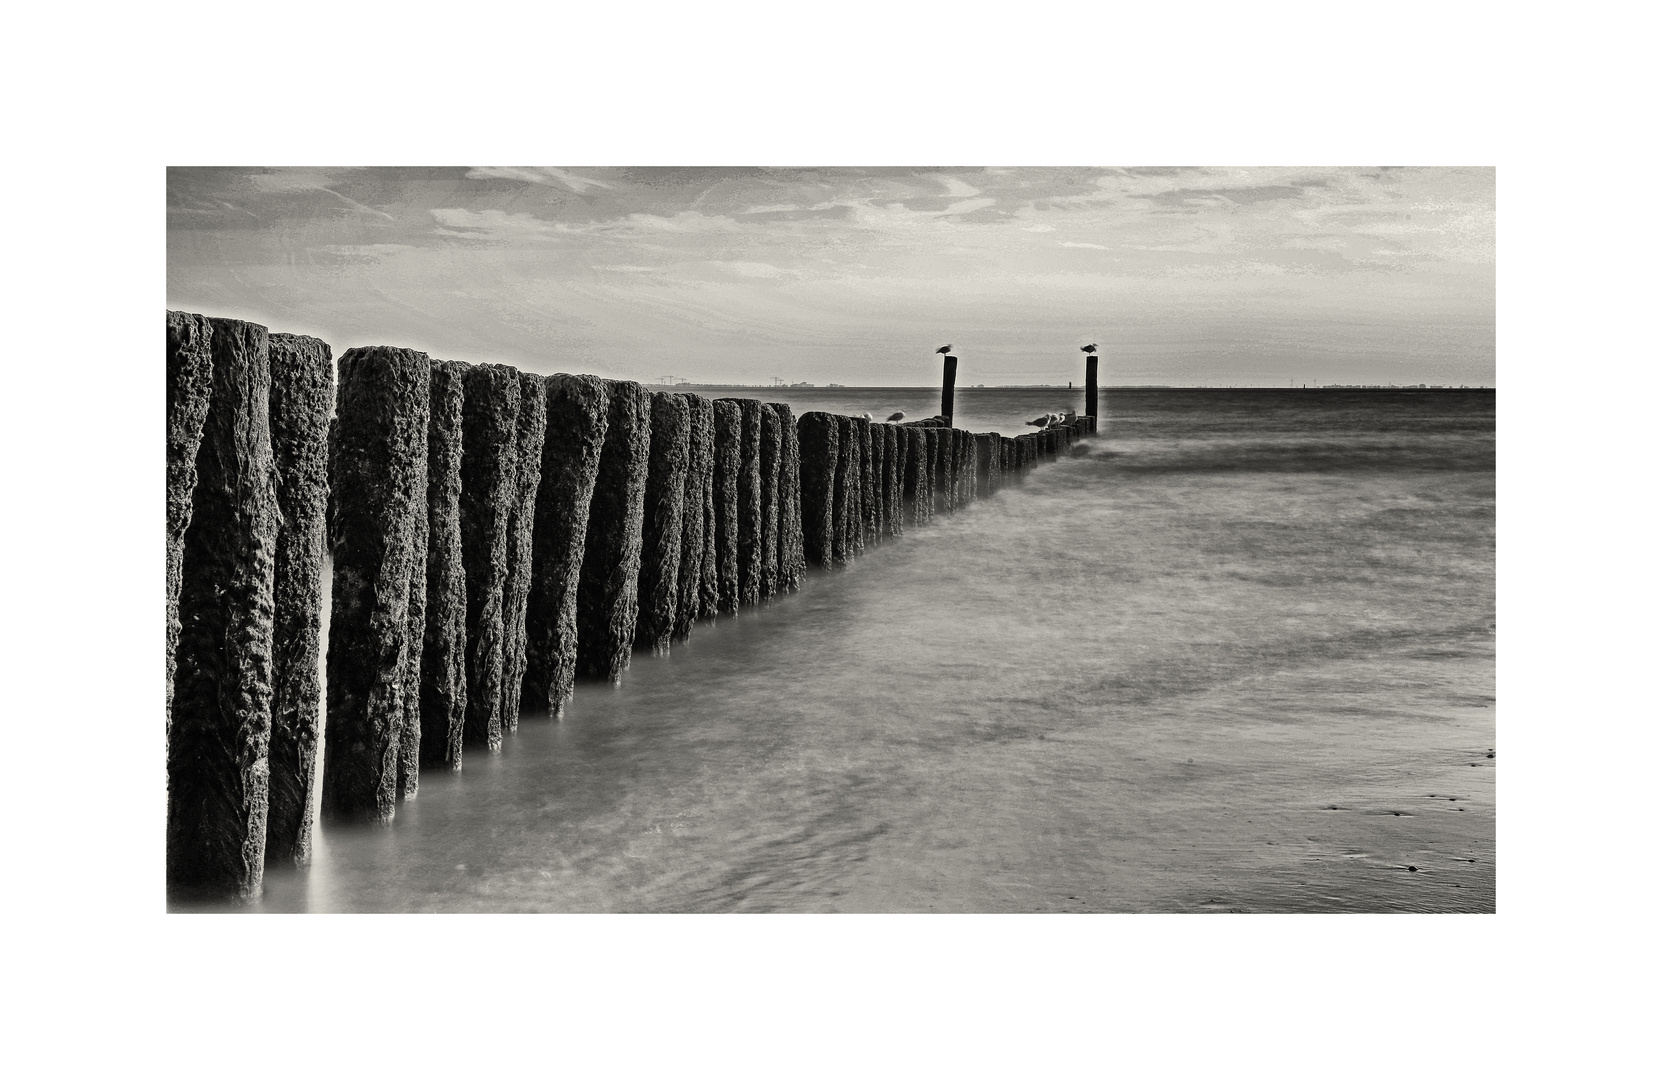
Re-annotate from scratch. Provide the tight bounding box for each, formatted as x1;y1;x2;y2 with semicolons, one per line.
420;361;468;769
321;345;430;825
166;311;215;725
905;427;930;526
854;417;875;552
499;371;546;734
673;393;711;642
168;317;278;901
576;380;652;682
759;404;783;600
832;415;856;566
1085;354;1099;421
975;433;996;500
797;411;839;567
871;423;889;541
397;377;432;800
522;375;609;714
710;399;742;611
883;425;904;538
264;332;332;866
718;398;764;607
772;403;805;590
940;354;957;426
636;391;689;655
458;364;520;752
929;428;950;515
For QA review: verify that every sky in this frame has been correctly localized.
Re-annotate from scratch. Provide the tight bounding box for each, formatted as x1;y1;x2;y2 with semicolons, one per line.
167;166;1494;387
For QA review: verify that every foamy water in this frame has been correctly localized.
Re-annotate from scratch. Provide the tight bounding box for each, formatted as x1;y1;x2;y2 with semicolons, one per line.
223;389;1494;913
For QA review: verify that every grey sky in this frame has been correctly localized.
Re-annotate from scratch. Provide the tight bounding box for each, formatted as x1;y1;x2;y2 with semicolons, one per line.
167;166;1494;386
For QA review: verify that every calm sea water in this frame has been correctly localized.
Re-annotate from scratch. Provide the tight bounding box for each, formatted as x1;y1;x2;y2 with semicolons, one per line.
233;388;1495;913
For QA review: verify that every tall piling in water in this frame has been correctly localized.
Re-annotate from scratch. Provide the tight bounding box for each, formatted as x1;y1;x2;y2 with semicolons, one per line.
577;381;651;682
522;375;609;714
882;425;903;538
499;372;546;734
719;398;764;607
420;361;468;769
674;394;712;641
166;311;214;725
636;391;689;655
940;354;957;426
772;403;805;590
1085;353;1099;423
322;345;430;825
797;411;839;567
459;364;520;752
710;399;742;611
759;404;783;600
855;417;875;553
974;433;996;500
905;427;930;527
264;332;332;866
870;423;888;541
168;317;278;901
929;428;950;515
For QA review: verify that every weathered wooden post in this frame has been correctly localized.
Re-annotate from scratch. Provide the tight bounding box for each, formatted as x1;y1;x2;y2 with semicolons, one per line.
168;317;278;901
710;399;742;611
855;416;875;552
397;378;432;800
264;332;332;866
1085;351;1099;423
499;371;546;735
321;345;429;826
759;404;783;599
833;415;856;566
420;361;468;769
673;393;712;642
929;427;950;515
940;353;957;426
636;391;689;655
522;374;609;715
797;411;839;567
166;311;214;725
771;402;805;591
884;425;904;538
577;380;651;683
459;364;520;752
718;398;764;606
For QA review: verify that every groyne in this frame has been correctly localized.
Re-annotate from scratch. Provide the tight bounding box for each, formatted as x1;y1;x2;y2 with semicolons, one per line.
163;311;1098;902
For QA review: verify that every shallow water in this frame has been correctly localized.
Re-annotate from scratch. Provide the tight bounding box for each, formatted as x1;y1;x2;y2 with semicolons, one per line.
228;389;1496;913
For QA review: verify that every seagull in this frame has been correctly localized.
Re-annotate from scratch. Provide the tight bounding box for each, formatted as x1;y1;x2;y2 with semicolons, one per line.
887;411;906;422
1080;343;1097;353
936;344;953;354
1026;415;1051;428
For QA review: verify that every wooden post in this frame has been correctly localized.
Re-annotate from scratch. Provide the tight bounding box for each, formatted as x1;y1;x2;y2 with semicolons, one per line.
459;364;520;752
940;354;957;426
576;380;651;683
420;361;468;768
1085;353;1099;420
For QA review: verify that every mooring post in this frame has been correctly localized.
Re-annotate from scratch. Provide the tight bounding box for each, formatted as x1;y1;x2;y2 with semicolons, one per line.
940;354;957;426
1085;353;1098;422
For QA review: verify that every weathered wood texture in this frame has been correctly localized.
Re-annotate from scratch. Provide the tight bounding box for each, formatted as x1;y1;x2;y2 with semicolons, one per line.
264;332;332;866
678;394;717;628
420;361;468;769
904;427;929;527
166;311;215;725
397;372;432;800
858;417;879;545
576;380;651;682
322;346;429;824
523;375;609;713
459;364;520;752
797;411;839;567
500;371;546;733
718;398;764;606
759;404;782;599
710;399;742;609
771;403;805;591
927;428;946;516
832;416;855;566
168;318;277;901
637;391;689;655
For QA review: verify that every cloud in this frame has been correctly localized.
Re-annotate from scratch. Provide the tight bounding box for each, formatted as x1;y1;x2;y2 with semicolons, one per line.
466;166;614;192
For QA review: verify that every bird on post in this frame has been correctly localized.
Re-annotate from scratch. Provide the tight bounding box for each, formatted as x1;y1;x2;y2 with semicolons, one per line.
936;344;952;354
1081;343;1097;353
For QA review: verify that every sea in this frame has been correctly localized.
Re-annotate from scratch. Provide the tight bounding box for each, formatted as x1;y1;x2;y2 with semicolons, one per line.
226;386;1496;913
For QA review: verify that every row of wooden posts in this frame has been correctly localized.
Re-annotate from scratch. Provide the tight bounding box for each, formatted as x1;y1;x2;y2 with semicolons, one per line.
165;311;1098;902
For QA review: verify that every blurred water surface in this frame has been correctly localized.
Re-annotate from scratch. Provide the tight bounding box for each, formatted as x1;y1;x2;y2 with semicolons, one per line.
244;388;1494;913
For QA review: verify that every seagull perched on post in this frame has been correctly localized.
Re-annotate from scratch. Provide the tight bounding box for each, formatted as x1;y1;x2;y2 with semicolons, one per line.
936;344;953;354
1081;343;1097;354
